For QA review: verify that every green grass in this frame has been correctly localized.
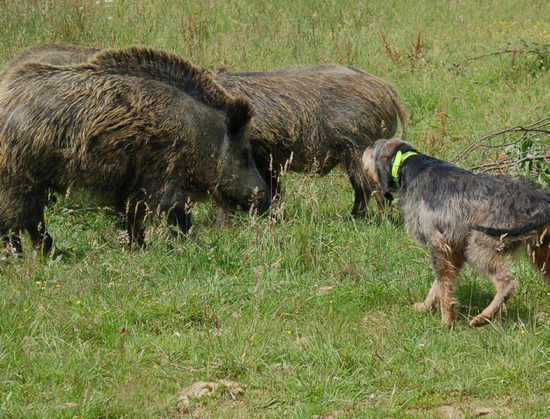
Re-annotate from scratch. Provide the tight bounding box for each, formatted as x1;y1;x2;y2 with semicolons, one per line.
1;0;550;417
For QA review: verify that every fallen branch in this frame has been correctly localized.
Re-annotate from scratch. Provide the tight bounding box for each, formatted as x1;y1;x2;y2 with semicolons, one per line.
459;40;550;66
452;117;550;164
464;48;524;63
471;153;550;173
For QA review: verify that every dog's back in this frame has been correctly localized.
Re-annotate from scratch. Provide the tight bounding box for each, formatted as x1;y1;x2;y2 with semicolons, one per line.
399;153;550;241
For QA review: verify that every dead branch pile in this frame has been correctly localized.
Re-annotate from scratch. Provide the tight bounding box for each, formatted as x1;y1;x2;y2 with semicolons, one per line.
453;117;550;178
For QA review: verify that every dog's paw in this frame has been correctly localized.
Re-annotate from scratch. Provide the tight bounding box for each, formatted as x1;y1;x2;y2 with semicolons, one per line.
414;301;439;312
413;302;428;312
469;315;490;327
441;312;456;328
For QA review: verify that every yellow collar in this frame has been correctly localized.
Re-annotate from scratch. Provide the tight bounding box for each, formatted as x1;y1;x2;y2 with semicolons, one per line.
391;150;418;188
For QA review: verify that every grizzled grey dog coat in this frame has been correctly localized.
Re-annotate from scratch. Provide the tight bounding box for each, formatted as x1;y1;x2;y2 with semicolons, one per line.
363;138;550;327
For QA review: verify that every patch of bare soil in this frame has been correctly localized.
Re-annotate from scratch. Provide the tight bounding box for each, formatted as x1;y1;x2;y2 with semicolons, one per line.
436;403;513;418
176;380;245;415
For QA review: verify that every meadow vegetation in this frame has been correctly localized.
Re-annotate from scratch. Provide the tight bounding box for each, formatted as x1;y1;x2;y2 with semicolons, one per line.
1;0;550;416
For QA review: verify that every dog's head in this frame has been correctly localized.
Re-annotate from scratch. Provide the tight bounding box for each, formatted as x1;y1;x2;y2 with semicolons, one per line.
362;138;417;199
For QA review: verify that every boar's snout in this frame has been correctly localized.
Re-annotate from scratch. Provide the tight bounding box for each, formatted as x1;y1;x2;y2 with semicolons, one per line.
215;171;270;214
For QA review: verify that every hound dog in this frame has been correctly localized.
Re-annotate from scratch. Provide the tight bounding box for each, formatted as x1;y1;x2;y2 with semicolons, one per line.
362;138;550;327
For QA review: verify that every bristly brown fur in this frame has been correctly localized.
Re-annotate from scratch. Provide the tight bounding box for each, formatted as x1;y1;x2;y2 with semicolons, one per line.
1;45;407;217
0;44;407;218
362;138;550;327
0;44;102;83
83;47;234;112
0;45;268;255
216;65;408;217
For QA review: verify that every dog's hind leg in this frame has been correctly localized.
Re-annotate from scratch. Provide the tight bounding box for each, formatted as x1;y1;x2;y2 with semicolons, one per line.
469;268;518;327
466;235;519;326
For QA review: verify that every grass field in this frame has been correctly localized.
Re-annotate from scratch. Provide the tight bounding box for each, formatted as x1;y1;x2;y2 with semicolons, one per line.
1;0;550;417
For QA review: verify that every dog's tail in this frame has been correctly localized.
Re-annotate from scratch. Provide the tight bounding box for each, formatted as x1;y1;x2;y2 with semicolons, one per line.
474;216;550;280
395;96;408;141
472;212;550;239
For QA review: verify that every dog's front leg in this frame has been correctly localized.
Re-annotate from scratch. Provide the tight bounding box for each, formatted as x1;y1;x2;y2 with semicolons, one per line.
414;279;441;312
429;234;463;328
439;272;458;327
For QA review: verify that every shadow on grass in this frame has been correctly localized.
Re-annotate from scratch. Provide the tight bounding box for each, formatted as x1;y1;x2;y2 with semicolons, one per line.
455;281;538;326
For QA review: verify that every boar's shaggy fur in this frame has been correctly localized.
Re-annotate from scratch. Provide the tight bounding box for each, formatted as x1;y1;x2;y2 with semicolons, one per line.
215;65;408;217
2;45;407;218
0;46;268;254
0;44;101;82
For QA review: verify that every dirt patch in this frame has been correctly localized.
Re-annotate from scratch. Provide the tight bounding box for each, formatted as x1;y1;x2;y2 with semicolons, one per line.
176;380;245;414
439;405;465;418
409;400;514;418
316;286;335;296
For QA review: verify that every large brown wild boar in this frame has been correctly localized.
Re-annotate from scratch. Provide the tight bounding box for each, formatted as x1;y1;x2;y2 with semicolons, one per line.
215;65;408;217
0;47;269;255
1;44;407;218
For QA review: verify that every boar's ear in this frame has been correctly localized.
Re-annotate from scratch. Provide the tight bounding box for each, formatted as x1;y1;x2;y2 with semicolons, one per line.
226;98;253;137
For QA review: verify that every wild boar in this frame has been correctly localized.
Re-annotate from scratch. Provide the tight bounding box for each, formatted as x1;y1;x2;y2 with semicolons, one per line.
1;44;407;218
0;47;269;255
215;65;407;217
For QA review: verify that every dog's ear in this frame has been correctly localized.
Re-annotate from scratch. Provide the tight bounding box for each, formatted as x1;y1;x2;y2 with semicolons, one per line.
374;139;417;198
375;156;394;199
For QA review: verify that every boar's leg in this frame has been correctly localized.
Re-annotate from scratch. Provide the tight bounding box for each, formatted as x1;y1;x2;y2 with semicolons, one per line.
1;189;50;256
345;153;371;218
1;232;23;256
253;151;281;207
162;192;192;235
167;205;192;234
124;191;147;248
27;217;53;256
347;153;391;218
349;174;370;218
269;169;282;204
157;186;193;235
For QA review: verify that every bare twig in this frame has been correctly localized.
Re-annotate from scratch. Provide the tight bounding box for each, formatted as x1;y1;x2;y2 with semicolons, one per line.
460;41;550;65
452;117;550;164
463;48;524;62
471;153;550;173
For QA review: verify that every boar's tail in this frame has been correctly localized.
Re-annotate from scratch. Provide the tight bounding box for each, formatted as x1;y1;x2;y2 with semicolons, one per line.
393;95;408;140
472;212;550;239
226;98;253;136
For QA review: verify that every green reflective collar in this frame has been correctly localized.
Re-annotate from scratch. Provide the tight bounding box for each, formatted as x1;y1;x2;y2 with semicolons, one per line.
391;150;418;189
